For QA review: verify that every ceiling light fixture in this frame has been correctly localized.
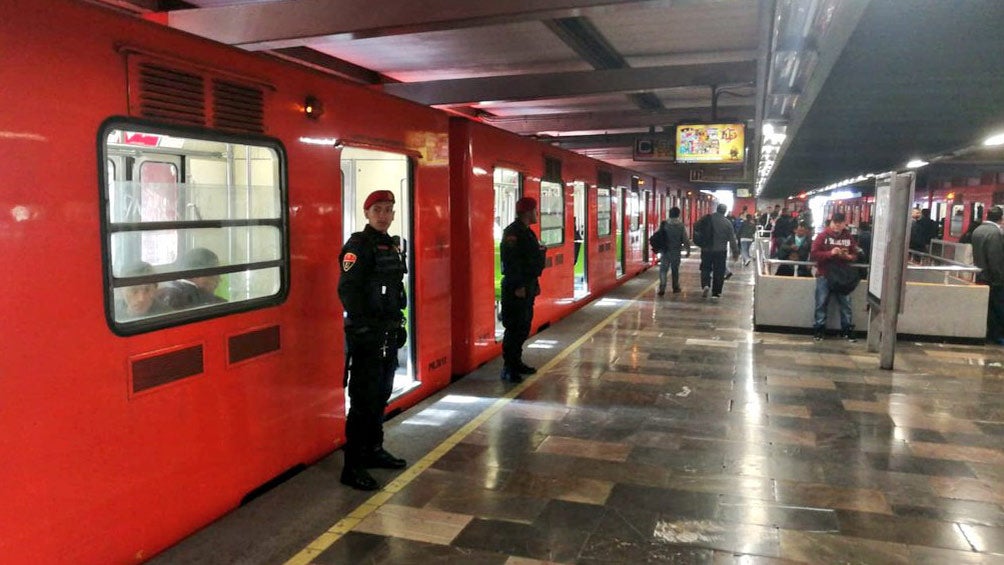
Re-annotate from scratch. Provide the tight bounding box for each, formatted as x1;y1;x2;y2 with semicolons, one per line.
906;159;928;169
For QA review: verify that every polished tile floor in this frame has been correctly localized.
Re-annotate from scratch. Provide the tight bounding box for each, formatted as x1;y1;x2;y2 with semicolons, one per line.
152;260;1004;564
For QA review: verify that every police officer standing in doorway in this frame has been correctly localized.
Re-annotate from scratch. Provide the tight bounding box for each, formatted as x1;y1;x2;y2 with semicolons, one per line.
338;189;408;491
500;197;546;383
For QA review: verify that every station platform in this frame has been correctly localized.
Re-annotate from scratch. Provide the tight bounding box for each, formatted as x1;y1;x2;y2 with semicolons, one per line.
151;259;1004;564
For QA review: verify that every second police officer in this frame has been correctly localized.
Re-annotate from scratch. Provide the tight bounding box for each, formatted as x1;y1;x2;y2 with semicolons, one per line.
337;189;409;491
499;197;547;383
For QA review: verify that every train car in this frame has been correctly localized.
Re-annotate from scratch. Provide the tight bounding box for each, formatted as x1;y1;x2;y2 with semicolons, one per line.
919;172;1004;243
0;0;453;562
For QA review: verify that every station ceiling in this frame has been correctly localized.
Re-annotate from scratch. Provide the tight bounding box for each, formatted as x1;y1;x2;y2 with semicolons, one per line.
99;0;1004;199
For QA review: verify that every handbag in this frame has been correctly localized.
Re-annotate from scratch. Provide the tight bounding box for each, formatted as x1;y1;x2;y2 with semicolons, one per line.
826;260;860;295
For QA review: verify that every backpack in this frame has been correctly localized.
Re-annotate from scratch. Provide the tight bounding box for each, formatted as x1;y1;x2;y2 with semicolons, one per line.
692;214;712;247
826;261;860;295
650;226;667;253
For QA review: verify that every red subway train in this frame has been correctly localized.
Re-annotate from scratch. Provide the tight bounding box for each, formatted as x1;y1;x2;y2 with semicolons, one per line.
0;1;704;562
817;170;1004;243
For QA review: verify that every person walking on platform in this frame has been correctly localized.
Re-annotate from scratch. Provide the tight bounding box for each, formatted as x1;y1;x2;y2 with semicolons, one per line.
656;206;691;296
500;197;547;383
738;214;757;266
699;203;739;299
810;212;859;342
338;190;409;491
971;206;1004;344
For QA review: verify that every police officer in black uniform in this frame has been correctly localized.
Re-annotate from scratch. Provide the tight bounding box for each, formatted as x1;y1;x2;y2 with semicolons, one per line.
338;189;408;490
500;197;547;383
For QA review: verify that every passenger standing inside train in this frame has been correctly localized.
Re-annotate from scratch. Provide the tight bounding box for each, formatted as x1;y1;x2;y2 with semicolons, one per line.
338;190;408;491
500;197;547;383
810;212;859;342
699;203;739;299
656;206;691;296
970;206;1004;345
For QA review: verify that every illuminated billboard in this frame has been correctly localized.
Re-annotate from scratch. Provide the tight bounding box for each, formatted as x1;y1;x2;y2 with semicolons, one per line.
675;123;745;164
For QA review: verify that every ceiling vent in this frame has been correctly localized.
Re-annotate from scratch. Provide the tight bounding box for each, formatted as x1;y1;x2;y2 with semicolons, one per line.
126;52;268;134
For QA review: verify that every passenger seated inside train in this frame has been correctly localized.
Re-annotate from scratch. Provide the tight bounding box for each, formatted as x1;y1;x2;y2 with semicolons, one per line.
115;261;169;320
158;247;227;309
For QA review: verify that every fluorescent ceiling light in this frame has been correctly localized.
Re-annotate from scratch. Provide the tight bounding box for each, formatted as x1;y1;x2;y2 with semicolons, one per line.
906;159;928;169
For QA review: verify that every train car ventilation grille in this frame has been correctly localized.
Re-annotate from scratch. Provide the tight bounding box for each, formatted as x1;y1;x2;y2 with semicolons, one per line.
136;63;206;127
213;79;264;134
127;54;268;134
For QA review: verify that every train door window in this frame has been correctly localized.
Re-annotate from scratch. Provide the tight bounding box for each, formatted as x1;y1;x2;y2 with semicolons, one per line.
615;187;625;277
597;188;611;238
572;181;588;298
101;124;286;334
341;147;415;397
949;204;965;237
493;167;520;341
539;181;564;246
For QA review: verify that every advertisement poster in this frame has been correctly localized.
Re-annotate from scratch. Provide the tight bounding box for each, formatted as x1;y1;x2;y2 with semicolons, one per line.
675;123;745;164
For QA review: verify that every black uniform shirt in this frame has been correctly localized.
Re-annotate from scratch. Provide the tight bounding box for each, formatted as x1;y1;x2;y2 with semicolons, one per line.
338;224;407;331
500;220;546;295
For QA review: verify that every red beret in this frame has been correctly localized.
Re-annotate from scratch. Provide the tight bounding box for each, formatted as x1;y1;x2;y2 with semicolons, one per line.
516;197;537;215
363;190;395;210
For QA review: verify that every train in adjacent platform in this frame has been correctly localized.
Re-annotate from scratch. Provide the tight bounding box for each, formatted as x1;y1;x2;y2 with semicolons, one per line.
818;171;1004;243
0;1;717;562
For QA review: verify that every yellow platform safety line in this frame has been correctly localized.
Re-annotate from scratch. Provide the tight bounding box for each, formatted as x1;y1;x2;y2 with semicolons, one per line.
284;278;658;565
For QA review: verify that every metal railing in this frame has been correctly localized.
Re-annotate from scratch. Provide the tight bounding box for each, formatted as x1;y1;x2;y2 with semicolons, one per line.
754;237;981;284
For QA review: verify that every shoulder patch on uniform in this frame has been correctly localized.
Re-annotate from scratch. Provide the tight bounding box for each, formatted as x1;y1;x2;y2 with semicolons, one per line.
504;235;518;244
342;252;357;272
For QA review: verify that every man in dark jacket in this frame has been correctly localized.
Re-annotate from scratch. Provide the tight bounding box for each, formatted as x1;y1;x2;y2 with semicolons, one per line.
810;212;858;342
656;206;691;296
500;197;547;383
971;206;1004;344
909;208;939;253
700;203;739;299
338;190;409;491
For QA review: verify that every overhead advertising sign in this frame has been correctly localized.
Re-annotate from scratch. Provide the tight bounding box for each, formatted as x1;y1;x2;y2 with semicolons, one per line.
675;123;745;164
633;137;675;162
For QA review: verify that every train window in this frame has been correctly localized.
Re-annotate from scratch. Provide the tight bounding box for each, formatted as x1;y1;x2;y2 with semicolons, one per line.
539;180;564;246
101;124;286;334
597;188;611;237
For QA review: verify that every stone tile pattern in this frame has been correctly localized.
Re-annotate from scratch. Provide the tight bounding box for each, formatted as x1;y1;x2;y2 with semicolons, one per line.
319;264;1004;563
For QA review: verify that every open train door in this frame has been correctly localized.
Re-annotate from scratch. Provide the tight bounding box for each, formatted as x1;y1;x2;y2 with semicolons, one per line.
572;181;589;298
493;168;520;341
341;147;417;399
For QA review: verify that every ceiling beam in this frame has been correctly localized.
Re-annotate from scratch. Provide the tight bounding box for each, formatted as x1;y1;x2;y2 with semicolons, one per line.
383;61;756;106
485;106;754;135
163;0;672;51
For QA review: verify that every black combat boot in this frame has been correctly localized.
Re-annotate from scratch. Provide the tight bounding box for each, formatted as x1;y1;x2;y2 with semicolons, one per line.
340;465;379;491
366;448;406;469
